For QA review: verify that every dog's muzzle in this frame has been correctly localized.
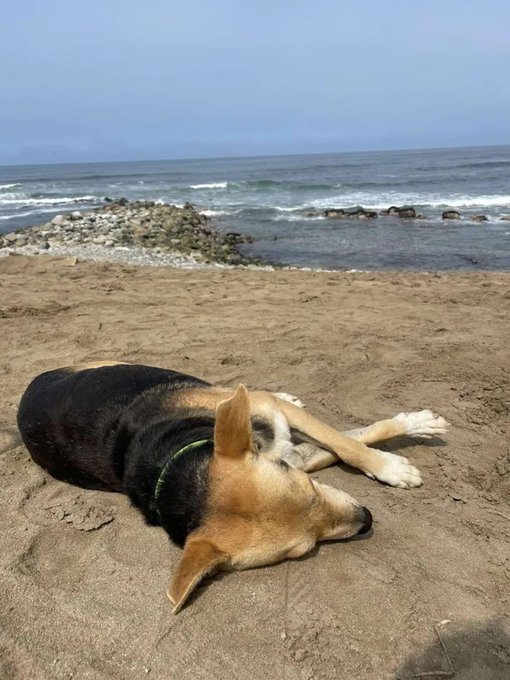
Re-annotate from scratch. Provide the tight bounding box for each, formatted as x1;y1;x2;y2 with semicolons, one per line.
357;506;373;534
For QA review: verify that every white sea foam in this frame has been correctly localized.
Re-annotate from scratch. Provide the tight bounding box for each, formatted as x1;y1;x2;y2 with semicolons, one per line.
201;209;238;217
0;183;21;190
309;192;510;211
0;195;98;206
272;213;325;222
190;182;228;190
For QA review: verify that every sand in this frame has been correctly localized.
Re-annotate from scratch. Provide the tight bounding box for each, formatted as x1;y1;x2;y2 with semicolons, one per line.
0;254;509;680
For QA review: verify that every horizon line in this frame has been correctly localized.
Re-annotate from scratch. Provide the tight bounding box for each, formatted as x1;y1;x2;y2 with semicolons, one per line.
1;141;509;169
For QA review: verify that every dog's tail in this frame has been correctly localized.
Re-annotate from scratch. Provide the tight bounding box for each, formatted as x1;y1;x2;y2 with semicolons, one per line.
0;428;22;454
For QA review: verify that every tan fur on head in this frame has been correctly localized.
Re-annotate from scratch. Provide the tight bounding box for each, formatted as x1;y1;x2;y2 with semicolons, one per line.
214;384;254;458
167;539;229;614
166;385;367;612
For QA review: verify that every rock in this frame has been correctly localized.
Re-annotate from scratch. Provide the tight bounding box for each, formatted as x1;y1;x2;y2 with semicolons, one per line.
500;215;510;222
345;207;378;219
0;199;256;266
473;215;488;222
325;207;377;219
381;205;416;218
442;210;461;220
324;209;345;218
398;207;417;218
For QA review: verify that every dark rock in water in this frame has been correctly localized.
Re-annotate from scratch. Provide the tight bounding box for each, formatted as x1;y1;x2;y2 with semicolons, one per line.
325;207;377;219
346;206;378;219
381;205;416;218
398;207;417;219
473;215;488;222
499;215;510;222
442;210;461;220
324;209;345;218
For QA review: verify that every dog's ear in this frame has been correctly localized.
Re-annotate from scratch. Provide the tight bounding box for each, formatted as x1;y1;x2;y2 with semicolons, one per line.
214;384;253;458
167;538;229;614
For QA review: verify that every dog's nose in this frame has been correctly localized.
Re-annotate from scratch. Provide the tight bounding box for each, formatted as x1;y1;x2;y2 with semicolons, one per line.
358;506;373;534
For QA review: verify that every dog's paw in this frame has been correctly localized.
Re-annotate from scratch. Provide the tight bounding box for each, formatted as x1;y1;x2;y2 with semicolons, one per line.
366;450;423;489
273;393;306;408
393;410;449;439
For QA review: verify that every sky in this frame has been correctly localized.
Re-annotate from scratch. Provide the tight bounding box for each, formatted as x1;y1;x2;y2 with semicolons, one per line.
1;0;509;164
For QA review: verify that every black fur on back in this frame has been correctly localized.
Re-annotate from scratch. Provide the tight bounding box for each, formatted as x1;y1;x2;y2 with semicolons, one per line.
17;364;277;548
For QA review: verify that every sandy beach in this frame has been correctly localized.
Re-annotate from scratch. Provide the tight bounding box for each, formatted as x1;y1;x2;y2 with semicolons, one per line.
1;254;509;680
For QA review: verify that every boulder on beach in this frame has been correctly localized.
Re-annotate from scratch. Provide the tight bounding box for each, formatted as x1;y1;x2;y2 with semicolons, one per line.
51;214;67;226
442;210;461;220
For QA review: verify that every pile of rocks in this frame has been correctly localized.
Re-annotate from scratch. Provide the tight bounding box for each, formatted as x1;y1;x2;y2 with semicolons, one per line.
0;200;256;266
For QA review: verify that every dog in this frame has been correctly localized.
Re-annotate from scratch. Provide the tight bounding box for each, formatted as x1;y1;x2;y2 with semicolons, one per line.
15;361;448;613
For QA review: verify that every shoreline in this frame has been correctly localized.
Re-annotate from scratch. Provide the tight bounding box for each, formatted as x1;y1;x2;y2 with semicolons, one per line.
1;197;509;272
0;199;268;270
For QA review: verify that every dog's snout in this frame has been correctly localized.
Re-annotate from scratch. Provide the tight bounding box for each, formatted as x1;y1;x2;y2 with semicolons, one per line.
358;506;373;534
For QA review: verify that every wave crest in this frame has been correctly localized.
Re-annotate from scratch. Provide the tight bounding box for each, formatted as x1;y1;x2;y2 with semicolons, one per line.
190;182;228;190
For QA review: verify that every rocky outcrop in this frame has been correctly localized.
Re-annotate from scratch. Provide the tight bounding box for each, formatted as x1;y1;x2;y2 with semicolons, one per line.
0;200;256;266
473;215;488;222
324;207;377;219
381;206;419;218
442;210;461;220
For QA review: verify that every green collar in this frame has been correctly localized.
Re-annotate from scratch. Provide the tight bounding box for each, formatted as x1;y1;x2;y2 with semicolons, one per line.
154;439;211;506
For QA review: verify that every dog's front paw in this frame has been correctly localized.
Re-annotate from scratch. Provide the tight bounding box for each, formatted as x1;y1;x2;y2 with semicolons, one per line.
273;392;306;408
394;410;449;439
366;450;423;489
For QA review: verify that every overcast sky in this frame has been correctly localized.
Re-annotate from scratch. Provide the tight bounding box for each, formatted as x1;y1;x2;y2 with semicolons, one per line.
1;0;509;164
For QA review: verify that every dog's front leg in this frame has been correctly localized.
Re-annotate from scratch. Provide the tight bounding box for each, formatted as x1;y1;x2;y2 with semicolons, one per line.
249;392;422;488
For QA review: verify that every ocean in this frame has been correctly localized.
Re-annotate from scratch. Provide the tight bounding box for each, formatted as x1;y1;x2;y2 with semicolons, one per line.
1;145;509;270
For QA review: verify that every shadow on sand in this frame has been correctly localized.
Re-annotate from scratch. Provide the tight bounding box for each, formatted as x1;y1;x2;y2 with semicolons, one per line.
396;618;510;680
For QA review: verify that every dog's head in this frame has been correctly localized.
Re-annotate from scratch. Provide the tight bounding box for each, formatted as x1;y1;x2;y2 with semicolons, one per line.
167;385;371;613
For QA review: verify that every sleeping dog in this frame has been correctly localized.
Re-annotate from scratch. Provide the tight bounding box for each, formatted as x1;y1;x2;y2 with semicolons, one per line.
16;361;448;613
